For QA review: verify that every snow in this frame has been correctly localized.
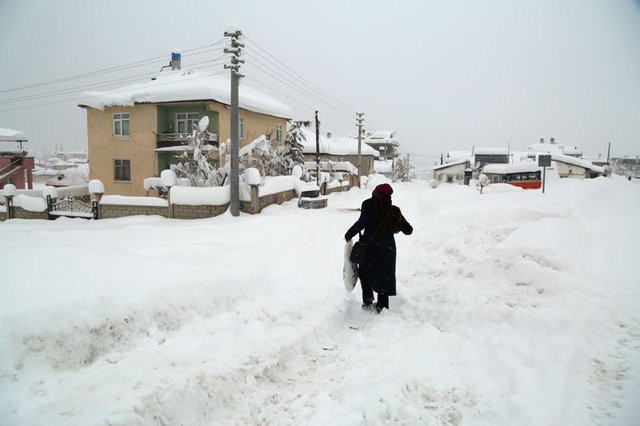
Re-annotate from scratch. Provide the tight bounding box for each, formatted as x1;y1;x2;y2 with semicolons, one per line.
1;177;639;425
0;127;28;141
99;195;168;207
80;70;293;119
482;162;540;174
11;194;47;212
88;179;105;194
160;170;177;187
243;167;261;186
169;185;230;205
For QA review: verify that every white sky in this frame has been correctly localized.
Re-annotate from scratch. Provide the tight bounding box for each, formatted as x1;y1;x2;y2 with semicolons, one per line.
0;0;639;167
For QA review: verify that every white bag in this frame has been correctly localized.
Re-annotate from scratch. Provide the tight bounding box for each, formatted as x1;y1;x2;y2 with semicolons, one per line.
343;240;358;292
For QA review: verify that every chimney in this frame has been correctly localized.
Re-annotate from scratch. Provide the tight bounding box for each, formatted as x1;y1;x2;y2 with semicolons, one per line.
326;131;332;139
170;52;181;70
540;138;545;144
550;137;556;144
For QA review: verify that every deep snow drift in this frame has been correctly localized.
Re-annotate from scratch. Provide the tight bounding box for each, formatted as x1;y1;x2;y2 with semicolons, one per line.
1;176;639;425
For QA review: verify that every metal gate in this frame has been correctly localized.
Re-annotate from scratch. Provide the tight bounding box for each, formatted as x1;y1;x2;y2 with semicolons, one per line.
47;196;97;219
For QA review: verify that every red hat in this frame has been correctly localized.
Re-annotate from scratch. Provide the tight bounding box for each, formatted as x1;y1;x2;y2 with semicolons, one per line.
372;183;393;196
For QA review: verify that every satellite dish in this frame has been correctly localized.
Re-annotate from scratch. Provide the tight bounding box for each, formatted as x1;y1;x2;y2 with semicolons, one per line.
198;116;209;132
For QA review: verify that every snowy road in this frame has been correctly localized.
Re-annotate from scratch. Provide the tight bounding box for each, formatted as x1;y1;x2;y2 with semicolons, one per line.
1;176;639;425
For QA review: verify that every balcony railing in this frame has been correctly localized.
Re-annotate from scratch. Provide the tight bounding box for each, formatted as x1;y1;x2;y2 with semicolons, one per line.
156;132;219;150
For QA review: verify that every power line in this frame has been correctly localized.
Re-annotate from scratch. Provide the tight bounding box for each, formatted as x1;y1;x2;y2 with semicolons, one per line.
0;39;227;94
244;36;359;113
243;52;354;119
0;54;229;106
244;45;354;116
0;65;228;113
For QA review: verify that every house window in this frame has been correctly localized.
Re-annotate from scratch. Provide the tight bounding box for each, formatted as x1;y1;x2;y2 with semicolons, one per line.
114;159;131;181
446;175;454;183
238;116;245;140
113;113;130;137
176;113;200;134
275;124;283;143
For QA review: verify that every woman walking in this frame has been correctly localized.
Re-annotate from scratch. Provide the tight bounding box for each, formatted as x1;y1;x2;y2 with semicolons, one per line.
345;183;413;313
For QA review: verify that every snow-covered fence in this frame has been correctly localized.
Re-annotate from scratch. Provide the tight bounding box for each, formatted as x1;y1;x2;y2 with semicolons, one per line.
3;174;324;221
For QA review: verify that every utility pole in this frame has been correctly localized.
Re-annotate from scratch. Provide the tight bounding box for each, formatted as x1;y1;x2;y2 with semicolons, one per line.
356;111;364;187
224;29;244;216
315;110;320;186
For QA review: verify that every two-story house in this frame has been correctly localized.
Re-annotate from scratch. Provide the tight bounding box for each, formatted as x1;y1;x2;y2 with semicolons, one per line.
79;66;293;196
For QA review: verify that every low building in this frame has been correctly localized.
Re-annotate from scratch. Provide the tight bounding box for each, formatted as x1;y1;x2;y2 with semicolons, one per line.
301;130;378;177
0;128;34;190
551;154;605;179
433;158;472;185
363;130;399;161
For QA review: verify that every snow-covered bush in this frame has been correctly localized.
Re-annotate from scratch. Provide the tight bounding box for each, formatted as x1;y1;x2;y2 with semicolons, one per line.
170;117;225;187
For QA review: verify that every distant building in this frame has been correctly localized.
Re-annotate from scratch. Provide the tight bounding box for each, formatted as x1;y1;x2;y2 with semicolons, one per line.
0;128;34;190
362;130;399;161
551;154;605;179
301;130;378;176
433;158;472;185
610;157;640;178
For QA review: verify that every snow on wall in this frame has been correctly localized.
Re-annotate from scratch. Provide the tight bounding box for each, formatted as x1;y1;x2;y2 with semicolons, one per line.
12;194;47;212
100;195;168;207
80;70;293;119
169;185;230;206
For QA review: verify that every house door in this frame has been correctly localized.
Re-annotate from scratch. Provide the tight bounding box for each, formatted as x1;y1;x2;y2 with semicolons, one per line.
464;170;472;185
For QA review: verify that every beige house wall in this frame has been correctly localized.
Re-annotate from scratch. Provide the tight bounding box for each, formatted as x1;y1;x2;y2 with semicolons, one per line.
86;105;157;196
86;101;289;196
211;101;288;151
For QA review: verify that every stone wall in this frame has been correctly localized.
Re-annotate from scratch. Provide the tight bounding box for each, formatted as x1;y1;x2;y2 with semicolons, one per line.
171;203;229;219
324;183;351;195
12;206;49;220
98;204;169;219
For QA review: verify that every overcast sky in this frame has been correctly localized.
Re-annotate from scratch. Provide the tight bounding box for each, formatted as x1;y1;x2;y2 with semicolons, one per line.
1;0;638;168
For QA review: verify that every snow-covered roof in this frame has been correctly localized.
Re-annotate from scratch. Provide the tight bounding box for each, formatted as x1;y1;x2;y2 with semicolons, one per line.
474;147;509;155
433;158;469;171
79;70;293;119
482;162;540;174
368;130;396;140
551;154;605;173
301;130;378;156
0;128;28;142
44;163;89;187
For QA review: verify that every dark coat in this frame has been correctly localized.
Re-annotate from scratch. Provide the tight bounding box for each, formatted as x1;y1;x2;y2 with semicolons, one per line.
345;198;413;296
